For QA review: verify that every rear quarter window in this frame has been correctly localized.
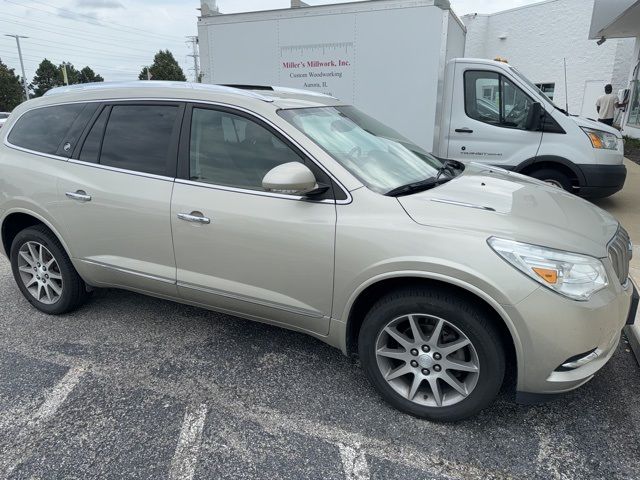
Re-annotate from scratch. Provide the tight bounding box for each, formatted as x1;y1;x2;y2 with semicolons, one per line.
8;104;87;155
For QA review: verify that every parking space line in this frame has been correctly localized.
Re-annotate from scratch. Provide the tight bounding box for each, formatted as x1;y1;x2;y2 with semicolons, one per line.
338;442;370;480
169;403;208;480
30;365;86;425
3;364;86;476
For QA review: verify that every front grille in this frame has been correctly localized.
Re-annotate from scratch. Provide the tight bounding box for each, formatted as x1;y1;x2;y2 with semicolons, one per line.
608;227;632;285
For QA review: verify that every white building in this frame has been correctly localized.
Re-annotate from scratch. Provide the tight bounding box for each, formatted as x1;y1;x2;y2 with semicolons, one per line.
590;0;640;138
463;0;636;122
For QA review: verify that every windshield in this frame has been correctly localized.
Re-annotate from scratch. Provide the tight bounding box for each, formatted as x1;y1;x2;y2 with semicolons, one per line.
278;106;445;194
509;66;564;112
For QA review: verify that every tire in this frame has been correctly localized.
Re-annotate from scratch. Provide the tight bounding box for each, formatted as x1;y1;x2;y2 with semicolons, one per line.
10;225;89;315
358;287;505;422
529;168;572;191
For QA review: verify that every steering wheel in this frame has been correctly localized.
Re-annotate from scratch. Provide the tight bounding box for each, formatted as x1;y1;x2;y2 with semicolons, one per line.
348;146;362;160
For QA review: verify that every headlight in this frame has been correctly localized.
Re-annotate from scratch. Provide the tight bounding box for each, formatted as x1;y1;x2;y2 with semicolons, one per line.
488;237;608;301
581;127;619;150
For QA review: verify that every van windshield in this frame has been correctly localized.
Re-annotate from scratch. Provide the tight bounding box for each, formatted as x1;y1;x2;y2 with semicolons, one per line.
279;106;448;194
509;66;566;113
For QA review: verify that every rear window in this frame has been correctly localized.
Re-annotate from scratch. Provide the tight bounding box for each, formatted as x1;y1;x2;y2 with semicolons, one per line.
8;104;87;155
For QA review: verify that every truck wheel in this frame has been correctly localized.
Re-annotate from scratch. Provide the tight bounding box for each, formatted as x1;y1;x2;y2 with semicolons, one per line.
358;287;505;421
10;225;89;315
529;169;572;191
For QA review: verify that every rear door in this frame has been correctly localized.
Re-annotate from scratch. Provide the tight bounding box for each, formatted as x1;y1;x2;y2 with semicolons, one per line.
170;104;337;335
447;64;543;168
53;102;184;296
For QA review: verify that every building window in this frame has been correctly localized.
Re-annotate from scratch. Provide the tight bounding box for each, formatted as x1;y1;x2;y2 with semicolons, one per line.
535;83;555;101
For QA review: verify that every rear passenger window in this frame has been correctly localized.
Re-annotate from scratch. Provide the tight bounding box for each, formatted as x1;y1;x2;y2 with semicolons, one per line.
99;105;179;176
8;104;87;155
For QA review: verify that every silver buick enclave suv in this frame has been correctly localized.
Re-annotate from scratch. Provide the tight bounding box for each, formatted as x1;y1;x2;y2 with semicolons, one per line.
0;82;636;421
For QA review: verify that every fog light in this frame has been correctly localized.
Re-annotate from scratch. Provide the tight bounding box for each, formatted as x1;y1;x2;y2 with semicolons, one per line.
556;348;602;371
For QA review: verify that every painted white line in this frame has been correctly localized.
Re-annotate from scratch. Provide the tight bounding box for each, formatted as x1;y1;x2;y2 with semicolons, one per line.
169;403;208;480
3;365;86;476
338;442;370;480
31;365;86;424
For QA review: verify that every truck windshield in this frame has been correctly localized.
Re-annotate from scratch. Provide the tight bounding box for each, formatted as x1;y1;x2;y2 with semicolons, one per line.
509;66;565;113
279;106;446;194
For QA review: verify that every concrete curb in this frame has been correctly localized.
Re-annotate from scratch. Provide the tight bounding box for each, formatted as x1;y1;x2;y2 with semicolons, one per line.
625;325;640;366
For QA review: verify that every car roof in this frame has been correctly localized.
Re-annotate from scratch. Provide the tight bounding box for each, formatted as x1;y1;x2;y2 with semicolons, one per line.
39;81;344;110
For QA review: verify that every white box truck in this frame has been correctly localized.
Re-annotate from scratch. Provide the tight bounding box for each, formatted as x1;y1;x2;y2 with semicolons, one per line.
198;0;627;198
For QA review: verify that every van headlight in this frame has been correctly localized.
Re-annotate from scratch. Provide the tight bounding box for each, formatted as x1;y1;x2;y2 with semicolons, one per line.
488;238;608;301
581;127;619;150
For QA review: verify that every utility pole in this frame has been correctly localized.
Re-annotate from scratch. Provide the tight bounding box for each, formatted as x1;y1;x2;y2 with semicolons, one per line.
186;36;201;83
5;34;30;101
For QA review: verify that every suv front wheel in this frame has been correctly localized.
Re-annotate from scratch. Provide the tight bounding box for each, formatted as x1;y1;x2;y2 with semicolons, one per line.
10;225;89;314
359;287;505;421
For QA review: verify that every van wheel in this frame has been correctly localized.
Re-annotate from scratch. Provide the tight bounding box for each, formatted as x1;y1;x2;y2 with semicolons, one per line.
529;169;572;191
358;288;505;421
10;225;89;315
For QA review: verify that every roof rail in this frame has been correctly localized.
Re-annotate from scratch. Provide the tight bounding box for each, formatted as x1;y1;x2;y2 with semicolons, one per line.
43;81;275;102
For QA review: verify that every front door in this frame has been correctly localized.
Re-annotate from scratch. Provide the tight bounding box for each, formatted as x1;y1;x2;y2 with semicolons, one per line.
171;105;336;335
54;102;184;296
447;65;543;168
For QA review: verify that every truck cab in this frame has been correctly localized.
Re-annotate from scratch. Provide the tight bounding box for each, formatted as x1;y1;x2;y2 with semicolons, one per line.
440;58;627;198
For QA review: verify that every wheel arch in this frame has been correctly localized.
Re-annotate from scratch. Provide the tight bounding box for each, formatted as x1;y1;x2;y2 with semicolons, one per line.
343;273;521;386
1;208;72;260
515;155;586;188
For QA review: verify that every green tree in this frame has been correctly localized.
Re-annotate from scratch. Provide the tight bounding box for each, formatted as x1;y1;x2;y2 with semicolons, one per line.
32;59;62;97
78;66;104;84
0;58;25;111
139;50;186;81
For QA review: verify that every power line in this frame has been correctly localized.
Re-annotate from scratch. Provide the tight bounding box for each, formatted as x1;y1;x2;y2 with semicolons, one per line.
0;17;171;56
6;0;187;42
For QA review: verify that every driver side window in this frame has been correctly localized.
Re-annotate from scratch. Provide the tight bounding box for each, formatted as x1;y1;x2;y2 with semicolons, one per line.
464;71;534;130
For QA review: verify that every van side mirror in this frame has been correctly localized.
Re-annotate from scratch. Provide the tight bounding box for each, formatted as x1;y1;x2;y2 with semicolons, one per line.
263;162;327;196
525;102;543;131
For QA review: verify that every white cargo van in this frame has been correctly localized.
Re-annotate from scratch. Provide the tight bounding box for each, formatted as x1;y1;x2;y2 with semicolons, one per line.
197;0;627;198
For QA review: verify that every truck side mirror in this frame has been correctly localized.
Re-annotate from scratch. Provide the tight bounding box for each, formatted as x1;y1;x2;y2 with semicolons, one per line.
525;102;543;131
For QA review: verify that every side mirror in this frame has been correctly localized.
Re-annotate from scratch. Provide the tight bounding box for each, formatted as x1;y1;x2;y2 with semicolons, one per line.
262;162;324;196
525;102;543;131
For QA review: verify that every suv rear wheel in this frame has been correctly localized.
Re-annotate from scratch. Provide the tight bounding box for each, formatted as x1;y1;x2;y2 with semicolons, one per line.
358;287;505;421
10;226;89;314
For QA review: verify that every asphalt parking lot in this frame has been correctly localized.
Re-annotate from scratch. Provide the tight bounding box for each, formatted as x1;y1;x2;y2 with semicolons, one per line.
0;172;639;480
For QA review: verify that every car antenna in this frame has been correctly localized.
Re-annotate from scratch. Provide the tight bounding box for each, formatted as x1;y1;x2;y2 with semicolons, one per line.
563;57;569;115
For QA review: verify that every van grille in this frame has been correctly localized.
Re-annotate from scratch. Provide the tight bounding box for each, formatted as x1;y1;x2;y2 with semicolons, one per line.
608;227;632;285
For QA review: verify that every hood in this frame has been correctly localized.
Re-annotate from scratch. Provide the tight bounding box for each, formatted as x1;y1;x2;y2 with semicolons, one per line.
569;115;622;138
398;164;619;258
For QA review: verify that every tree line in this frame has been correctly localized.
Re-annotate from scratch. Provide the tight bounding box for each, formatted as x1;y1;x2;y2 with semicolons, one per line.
0;49;187;112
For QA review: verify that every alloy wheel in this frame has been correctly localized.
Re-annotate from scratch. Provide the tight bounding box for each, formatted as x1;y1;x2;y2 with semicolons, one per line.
17;241;64;305
375;314;480;408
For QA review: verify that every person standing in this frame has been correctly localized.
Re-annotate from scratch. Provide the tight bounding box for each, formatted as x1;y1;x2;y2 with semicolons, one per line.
596;84;620;126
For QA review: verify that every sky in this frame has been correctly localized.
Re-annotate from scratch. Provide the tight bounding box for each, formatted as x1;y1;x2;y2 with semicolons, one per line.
0;0;541;84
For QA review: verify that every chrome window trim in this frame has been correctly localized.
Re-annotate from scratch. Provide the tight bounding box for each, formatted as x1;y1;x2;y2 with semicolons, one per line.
3;97;353;205
177;281;324;319
68;159;175;182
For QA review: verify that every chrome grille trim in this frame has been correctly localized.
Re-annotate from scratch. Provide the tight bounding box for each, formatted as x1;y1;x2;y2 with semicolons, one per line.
608;227;631;285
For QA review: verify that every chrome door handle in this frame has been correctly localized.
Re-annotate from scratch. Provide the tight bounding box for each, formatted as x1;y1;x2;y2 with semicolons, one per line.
177;212;211;225
65;190;92;202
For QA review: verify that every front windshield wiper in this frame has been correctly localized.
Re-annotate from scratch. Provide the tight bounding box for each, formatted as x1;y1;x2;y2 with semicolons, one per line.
435;159;462;181
385;177;453;197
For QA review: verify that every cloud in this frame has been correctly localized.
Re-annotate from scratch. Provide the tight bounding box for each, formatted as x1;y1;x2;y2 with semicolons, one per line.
76;0;124;8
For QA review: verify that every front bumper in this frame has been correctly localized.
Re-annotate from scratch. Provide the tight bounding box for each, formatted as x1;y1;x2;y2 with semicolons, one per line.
577;163;627;198
504;278;636;400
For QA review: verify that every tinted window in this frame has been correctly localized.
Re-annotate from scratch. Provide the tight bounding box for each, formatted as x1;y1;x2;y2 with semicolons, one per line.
100;105;179;176
79;107;109;164
190;108;303;191
464;71;534;130
8;104;86;154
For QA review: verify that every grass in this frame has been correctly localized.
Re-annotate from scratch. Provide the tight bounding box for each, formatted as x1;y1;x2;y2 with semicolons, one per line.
624;136;640;164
